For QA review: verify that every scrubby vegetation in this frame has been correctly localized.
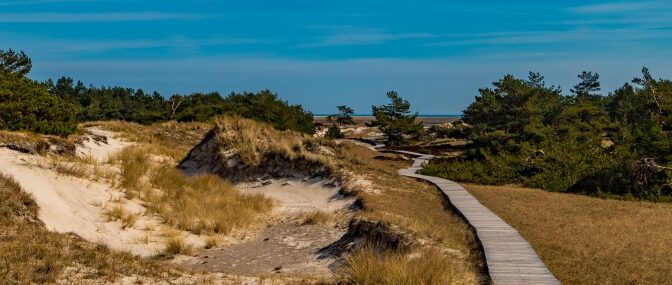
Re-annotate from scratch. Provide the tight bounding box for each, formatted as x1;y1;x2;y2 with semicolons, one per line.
0;49;315;136
422;69;672;200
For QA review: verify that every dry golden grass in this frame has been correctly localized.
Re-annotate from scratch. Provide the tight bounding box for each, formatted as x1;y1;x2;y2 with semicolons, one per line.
148;164;274;235
163;235;192;256
52;161;88;178
106;204;136;229
0;173;170;284
204;235;221;249
109;146;151;192
339;246;470;285
86;120;210;160
212;116;334;169
300;211;333;225
464;183;672;285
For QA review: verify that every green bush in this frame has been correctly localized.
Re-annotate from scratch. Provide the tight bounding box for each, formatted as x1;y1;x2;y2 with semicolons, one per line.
0;73;78;136
325;125;344;139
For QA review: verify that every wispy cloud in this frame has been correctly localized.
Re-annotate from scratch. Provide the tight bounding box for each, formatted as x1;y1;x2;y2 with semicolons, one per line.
0;12;206;23
567;1;664;14
297;26;435;48
0;0;127;6
426;28;671;46
299;32;434;48
1;33;269;56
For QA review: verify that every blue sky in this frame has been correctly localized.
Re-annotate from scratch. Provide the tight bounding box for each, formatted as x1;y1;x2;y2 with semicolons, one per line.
1;0;671;114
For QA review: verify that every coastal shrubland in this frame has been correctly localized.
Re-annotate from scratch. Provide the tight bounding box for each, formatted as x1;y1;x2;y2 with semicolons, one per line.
423;69;672;200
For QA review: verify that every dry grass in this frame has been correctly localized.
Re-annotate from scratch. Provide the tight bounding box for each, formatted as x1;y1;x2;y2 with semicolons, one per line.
106;204;136;229
464;183;672;285
204;235;221;249
299;211;333;225
0;173;170;284
53;161;88;178
110;146;151;192
213;116;333;169
148;164;274;235
105;141;274;236
339;245;470;285
85;120;210;161
163;234;192;256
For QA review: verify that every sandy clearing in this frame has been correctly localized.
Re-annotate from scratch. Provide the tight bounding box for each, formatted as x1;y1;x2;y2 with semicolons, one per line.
76;127;129;163
236;177;354;215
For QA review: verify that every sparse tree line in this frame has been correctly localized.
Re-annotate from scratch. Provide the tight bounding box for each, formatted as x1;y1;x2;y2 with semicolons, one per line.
0;49;315;136
422;69;672;201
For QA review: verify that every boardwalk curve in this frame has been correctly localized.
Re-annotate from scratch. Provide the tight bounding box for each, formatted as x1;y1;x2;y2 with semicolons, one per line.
393;150;561;285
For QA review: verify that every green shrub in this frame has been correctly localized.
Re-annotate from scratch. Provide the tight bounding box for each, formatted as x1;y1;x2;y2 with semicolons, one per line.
0;73;78;136
325;125;344;139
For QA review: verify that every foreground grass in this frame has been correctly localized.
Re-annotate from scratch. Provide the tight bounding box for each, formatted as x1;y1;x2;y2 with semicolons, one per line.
340;246;465;285
0;173;168;284
464;184;672;285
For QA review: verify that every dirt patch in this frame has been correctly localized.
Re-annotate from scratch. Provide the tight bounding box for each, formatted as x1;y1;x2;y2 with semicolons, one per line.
182;221;343;277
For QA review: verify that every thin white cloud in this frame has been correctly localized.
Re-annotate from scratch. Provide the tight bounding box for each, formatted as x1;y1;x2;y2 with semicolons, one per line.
0;33;269;56
298;29;435;48
0;0;128;6
567;1;664;14
425;28;671;46
0;12;206;23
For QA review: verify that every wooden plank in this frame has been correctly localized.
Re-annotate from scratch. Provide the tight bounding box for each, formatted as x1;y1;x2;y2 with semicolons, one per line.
392;150;562;285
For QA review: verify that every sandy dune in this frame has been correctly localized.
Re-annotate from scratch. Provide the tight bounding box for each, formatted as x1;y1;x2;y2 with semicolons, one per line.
0;129;164;256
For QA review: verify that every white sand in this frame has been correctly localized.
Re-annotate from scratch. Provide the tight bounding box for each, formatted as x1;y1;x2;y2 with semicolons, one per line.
76;127;129;162
236;177;354;215
0;130;164;256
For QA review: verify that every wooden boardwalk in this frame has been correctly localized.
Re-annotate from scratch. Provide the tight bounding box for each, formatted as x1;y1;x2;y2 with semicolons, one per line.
393;150;561;285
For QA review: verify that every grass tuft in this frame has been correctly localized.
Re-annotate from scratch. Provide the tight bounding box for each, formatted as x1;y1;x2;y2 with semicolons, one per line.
111;147;151;192
164;235;192;256
106;204;136;229
299;211;332;225
204;235;221;249
339;246;469;285
53;161;88;178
